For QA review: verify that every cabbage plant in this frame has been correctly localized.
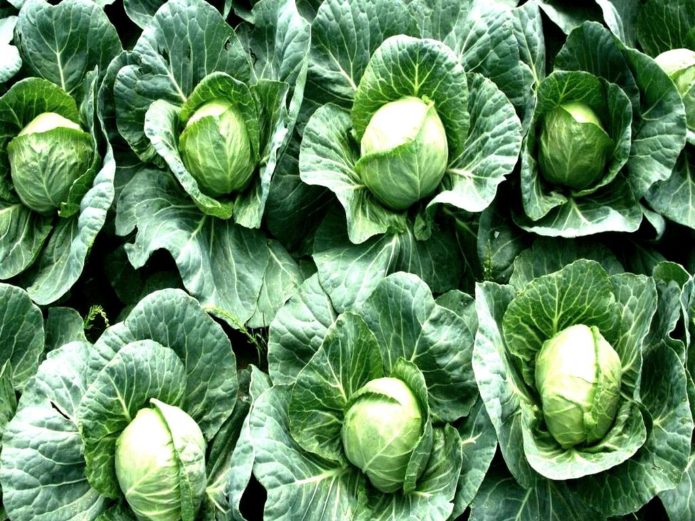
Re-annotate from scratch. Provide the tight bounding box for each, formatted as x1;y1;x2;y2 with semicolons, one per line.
300;3;524;244
471;259;693;519
107;0;309;332
0;289;241;521
637;1;695;230
293;0;527;315
112;0;308;228
516;21;687;237
0;0;120;304
227;272;497;521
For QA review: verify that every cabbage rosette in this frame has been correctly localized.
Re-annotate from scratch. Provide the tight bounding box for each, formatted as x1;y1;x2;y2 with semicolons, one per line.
0;0;120;304
0;289;241;521
227;272;496;521
472;258;693;519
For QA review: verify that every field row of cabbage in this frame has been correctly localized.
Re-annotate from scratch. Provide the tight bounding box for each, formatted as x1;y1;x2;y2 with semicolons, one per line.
0;0;693;520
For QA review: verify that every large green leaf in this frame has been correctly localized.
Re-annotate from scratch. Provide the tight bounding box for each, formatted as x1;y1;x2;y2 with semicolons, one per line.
44;306;87;352
446;3;534;124
514;175;642;237
268;274;337;385
0;283;44;390
238;0;311;188
660;452;695;521
534;0;602;35
473;281;537;486
312;210;462;312
249;386;364;520
451;399;497;518
15;0;121;96
647;147;695;230
116;168;300;328
429;72;521;214
305;0;418;112
0;342;107;521
469;466;597;521
637;0;695;56
0;203;51;279
509;238;623;289
123;0;169;28
265;135;330;251
226;367;272;521
0;17;21;84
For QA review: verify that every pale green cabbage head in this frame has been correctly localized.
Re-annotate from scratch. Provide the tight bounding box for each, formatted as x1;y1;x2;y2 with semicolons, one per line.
8;112;93;215
358;96;448;211
341;376;422;493
535;324;622;448
538;102;613;191
179;99;255;197
115;403;206;521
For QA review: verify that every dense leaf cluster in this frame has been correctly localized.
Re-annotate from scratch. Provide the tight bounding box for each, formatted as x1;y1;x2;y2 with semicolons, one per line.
0;0;694;520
